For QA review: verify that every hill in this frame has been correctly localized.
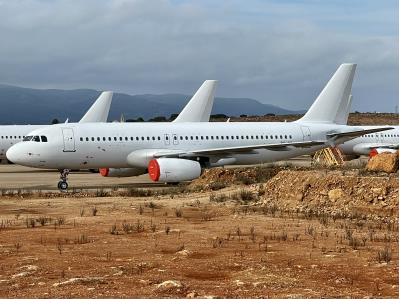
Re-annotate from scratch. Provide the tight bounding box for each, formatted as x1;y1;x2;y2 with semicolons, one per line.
0;84;300;124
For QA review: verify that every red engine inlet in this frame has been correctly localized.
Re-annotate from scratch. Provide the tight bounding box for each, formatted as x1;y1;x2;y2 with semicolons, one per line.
369;149;378;159
148;159;160;181
99;168;109;177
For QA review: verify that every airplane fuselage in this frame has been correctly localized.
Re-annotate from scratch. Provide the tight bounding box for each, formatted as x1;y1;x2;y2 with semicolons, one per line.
7;121;355;170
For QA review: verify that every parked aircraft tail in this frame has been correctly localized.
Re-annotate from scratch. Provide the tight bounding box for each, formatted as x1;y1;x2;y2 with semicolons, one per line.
173;80;217;122
297;64;356;124
79;91;113;123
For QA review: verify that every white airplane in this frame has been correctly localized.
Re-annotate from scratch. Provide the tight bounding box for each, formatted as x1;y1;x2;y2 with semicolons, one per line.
7;64;392;190
322;94;398;159
0;91;113;162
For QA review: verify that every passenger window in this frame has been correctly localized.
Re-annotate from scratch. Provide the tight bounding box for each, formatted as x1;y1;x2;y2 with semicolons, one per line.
185;136;188;140
80;137;83;142
97;137;100;141
270;136;273;139
201;136;204;140
153;137;156;141
125;137;128;141
136;137;139;141
195;136;199;140
180;136;183;140
206;136;209;140
220;136;224;140
265;136;268;139
216;136;219;140
131;137;134;141
114;137;117;141
91;137;95;141
119;137;123;141
211;136;214;140
246;136;249;139
103;137;106;141
86;137;89;141
158;137;161;141
190;136;193;140
226;136;229;140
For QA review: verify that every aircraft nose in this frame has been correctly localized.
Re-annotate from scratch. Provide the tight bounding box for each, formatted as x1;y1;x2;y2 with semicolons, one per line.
6;143;26;164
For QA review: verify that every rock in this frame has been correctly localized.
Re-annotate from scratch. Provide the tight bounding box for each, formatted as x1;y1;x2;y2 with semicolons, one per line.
186;291;198;298
12;265;39;279
366;152;399;173
176;249;191;257
53;277;105;287
328;189;344;202
156;280;184;292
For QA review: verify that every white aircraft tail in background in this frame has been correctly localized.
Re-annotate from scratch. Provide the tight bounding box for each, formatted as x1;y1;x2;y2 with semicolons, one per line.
173;80;217;122
297;63;356;124
79;91;113;123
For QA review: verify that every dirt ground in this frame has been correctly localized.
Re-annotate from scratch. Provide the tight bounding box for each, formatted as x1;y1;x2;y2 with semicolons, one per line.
1;168;399;298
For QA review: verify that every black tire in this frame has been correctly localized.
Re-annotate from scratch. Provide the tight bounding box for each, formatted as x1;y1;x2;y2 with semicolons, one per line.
59;181;68;191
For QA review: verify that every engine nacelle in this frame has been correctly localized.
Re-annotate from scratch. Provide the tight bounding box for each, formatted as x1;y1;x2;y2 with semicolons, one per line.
148;158;201;182
369;148;397;159
99;167;146;177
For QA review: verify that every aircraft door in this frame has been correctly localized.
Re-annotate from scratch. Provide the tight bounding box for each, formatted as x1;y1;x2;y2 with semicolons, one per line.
300;126;311;141
62;128;76;152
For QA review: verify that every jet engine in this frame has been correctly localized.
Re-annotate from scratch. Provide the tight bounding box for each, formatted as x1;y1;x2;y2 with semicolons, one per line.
148;158;201;183
99;167;146;177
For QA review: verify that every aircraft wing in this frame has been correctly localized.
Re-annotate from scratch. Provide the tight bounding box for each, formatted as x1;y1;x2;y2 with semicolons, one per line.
153;140;326;158
328;127;394;144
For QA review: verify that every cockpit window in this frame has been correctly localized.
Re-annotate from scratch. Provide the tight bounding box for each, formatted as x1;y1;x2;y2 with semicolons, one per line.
41;136;48;142
23;136;33;142
33;136;40;142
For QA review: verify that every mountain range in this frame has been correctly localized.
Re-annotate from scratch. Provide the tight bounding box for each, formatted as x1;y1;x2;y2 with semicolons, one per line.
0;84;302;124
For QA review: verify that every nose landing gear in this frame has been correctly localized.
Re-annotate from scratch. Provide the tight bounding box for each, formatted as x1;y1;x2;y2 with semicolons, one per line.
58;169;70;191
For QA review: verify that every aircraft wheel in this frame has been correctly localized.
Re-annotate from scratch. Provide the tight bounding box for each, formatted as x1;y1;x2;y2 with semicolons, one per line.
58;181;68;191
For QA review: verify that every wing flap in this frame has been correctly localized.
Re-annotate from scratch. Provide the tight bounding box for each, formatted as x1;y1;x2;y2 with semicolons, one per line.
153;140;326;158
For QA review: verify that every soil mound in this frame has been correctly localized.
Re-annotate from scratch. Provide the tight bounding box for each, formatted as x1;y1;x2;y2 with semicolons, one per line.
261;170;399;218
190;166;281;190
366;151;399;173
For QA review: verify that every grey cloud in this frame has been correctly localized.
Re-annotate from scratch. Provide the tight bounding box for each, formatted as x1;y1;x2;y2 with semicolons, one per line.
0;0;398;112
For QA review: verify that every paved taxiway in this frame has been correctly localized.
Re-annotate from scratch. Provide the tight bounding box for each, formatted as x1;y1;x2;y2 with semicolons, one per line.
0;158;315;191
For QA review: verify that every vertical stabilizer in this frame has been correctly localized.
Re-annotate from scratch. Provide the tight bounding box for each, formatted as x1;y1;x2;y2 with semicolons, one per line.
79;91;113;123
335;94;352;125
297;64;356;124
173;80;217;122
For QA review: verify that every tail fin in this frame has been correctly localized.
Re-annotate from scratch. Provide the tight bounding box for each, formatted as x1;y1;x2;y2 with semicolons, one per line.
173;80;217;122
335;94;352;125
297;64;356;124
79;91;113;123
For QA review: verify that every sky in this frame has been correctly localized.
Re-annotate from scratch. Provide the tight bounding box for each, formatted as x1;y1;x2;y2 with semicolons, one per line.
1;0;399;112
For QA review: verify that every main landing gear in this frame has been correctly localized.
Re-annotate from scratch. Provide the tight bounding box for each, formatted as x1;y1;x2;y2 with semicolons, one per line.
58;169;70;191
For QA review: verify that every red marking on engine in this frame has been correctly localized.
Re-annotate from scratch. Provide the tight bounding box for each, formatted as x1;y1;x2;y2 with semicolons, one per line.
369;149;378;159
148;159;160;181
99;168;109;177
